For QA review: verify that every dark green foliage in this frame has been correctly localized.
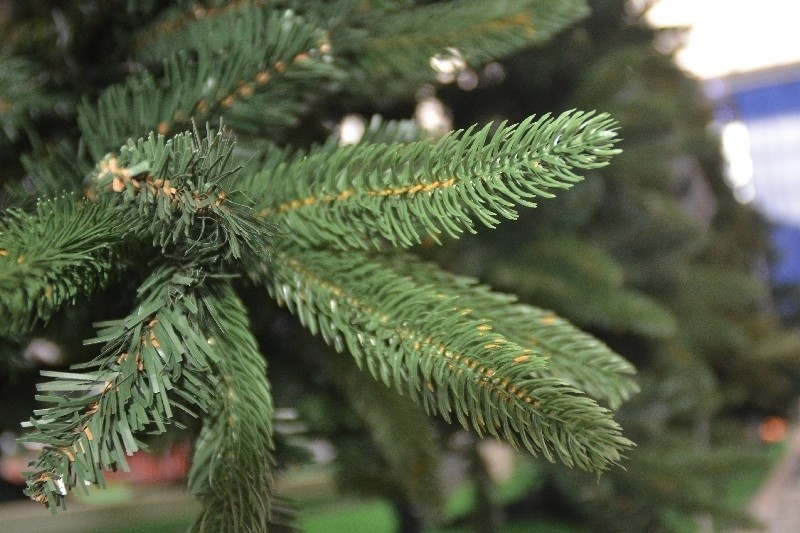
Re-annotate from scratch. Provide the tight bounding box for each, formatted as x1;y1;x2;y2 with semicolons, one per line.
434;0;800;529
21;266;220;509
0;196;126;335
332;0;589;99
0;54;64;150
254;111;619;249
326;354;445;521
484;234;678;339
80;8;332;159
4;0;794;530
0;0;646;528
380;252;639;409
550;437;768;532
91;128;274;263
264;245;631;471
188;282;276;531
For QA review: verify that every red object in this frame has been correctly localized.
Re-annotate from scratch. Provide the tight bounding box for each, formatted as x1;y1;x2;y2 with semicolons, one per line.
759;416;788;443
105;440;191;484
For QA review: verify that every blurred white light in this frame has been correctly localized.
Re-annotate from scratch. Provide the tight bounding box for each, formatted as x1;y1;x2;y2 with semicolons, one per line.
415;97;452;135
733;182;757;204
646;0;800;78
0;430;17;455
338;114;366;145
481;62;507;84
720;120;756;204
274;407;300;420
457;70;479;91
726;157;754;189
430;48;466;84
430;48;466;74
721;121;749;158
435;71;456;84
307;438;336;464
478;439;516;483
721;121;753;187
23;338;63;366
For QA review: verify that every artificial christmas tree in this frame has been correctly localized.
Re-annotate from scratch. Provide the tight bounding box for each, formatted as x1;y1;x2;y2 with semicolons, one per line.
434;0;800;529
1;1;637;530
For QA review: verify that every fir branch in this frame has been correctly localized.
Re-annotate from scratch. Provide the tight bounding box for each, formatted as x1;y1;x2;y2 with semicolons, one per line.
366;0;586;56
335;0;588;94
142;0;270;42
261;246;633;472
0;196;127;335
90;127;273;263
21;266;219;509
188;282;276;531
79;9;329;160
137;4;341;139
4;1;646;523
380;252;639;409
253;110;619;249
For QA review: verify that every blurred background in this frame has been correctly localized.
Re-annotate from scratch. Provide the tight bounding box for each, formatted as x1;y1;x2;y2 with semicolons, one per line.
1;0;800;532
648;0;800;327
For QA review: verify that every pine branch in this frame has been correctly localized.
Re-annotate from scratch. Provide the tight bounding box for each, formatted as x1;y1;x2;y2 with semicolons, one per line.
0;196;127;335
188;281;277;531
596;188;706;273
137;4;341;139
3;1;646;523
260;246;632;472
89;127;274;264
470;234;677;338
682;267;768;310
10;128;277;507
366;0;586;59
380;252;639;409
21;266;219;509
254;110;620;249
2;127;273;336
335;0;589;96
138;1;271;46
79;9;330;160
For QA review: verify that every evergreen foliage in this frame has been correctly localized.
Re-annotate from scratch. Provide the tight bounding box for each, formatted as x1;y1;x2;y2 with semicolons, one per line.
435;0;800;529
328;0;588;98
254;110;619;249
0;0;640;529
324;352;445;521
0;196;126;336
21;265;220;509
188;282;277;532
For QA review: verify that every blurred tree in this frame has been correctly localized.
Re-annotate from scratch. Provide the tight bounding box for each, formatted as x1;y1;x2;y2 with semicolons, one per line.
433;0;800;529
